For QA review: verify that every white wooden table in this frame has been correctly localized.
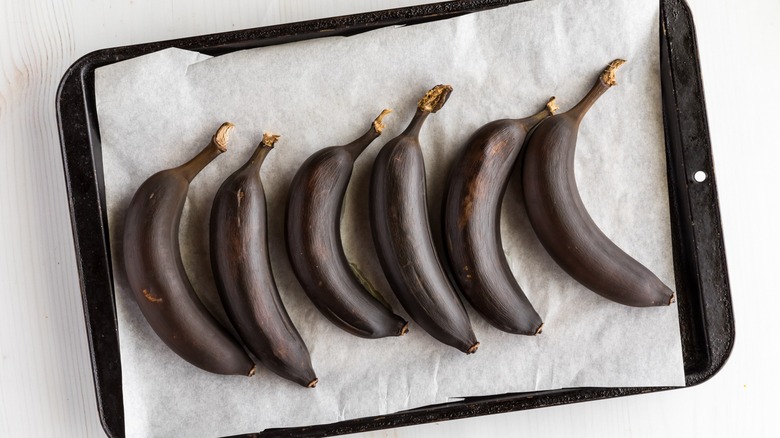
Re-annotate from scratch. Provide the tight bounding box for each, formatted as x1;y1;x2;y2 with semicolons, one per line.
1;1;777;436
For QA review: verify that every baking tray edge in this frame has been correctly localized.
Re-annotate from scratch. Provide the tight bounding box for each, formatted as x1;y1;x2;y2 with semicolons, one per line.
55;0;734;436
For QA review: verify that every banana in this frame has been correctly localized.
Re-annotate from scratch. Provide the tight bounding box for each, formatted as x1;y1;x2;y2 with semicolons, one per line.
522;60;675;307
123;123;255;376
443;98;557;335
370;85;479;354
211;133;318;388
286;110;409;339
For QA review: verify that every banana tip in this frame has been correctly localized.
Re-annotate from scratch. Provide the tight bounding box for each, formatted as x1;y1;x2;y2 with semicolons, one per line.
601;59;627;86
535;322;544;336
466;342;480;355
668;293;676;305
373;108;393;134
213;122;234;152
546;97;559;115
418;84;453;113
398;321;410;336
247;365;257;377
307;378;319;388
262;132;281;148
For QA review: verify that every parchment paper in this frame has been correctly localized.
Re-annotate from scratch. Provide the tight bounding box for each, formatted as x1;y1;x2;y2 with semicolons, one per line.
95;0;685;436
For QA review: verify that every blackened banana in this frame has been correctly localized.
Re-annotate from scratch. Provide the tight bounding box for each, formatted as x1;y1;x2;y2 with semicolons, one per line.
370;85;479;354
522;60;675;307
211;133;318;388
286;110;409;339
443;98;557;335
123;123;255;376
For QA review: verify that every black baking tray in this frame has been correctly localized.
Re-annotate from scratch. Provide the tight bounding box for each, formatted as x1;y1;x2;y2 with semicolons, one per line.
56;0;734;436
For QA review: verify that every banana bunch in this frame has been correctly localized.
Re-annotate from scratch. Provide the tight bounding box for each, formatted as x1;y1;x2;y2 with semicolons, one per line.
122;60;674;385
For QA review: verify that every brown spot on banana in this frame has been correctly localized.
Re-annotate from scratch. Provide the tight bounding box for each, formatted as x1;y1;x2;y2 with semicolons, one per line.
236;189;244;207
488;139;508;155
142;289;162;303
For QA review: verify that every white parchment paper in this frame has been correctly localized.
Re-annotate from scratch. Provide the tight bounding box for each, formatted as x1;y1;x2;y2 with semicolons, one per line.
95;0;685;436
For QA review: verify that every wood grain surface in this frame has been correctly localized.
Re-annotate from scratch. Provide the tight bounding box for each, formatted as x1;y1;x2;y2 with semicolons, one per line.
0;0;778;437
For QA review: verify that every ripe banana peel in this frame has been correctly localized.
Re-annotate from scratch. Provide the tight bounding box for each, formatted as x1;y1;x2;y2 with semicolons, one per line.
522;60;676;307
123;123;255;376
370;85;480;354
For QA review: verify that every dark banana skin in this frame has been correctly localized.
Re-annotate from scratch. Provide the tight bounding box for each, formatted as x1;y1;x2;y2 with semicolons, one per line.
370;85;479;354
522;60;675;307
123;123;255;376
286;110;409;339
211;133;318;388
443;99;556;335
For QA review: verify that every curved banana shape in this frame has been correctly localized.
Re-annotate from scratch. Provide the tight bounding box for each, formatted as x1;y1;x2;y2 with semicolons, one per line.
123;123;255;376
211;133;318;388
443;98;557;335
370;85;479;354
522;60;675;307
286;110;409;339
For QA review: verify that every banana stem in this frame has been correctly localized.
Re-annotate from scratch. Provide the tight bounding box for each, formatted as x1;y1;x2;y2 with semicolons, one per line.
342;109;393;161
417;84;453;113
523;97;558;127
546;96;559;115
213;122;234;152
403;109;430;137
569;59;627;124
600;59;627;87
372;108;393;134
344;109;392;160
179;122;232;182
397;85;453;138
246;132;279;172
261;132;281;148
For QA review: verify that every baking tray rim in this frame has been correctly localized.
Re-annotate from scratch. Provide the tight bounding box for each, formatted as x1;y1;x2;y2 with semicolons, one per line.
55;0;735;437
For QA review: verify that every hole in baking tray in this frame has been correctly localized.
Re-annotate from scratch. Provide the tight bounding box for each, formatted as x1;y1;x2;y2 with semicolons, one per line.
694;171;707;182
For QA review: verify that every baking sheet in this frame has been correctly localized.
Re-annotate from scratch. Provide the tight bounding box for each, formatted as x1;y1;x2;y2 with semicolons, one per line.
95;0;685;436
